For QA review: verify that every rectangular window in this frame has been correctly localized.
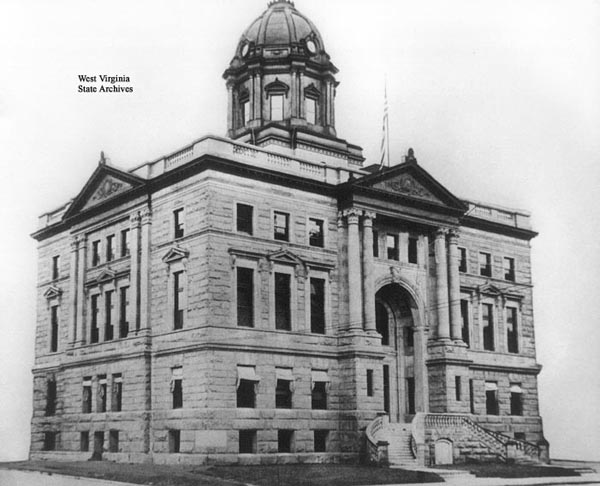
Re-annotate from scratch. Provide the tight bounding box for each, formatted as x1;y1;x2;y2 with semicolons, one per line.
80;432;89;452
90;295;99;344
45;379;56;416
275;272;291;331
97;375;107;413
120;229;130;257
405;327;414;349
305;97;316;124
105;290;114;341
366;369;374;397
485;382;499;415
504;257;515;281
52;255;60;280
275;368;293;409
236;203;253;235
510;384;523;416
174;208;185;239
237;366;258;408
308;218;324;247
109;430;119;453
383;365;390;414
479;252;492;277
372;230;379;257
469;379;475;414
482;303;495;351
459;247;467;273
386;234;399;260
43;432;57;451
278;429;294;453
119;286;129;338
274;211;289;241
507;306;519;353
407;377;416;414
239;430;256;453
169;430;181;453
460;299;470;347
50;305;58;352
237;267;254;327
82;378;92;413
310;277;325;334
94;432;104;456
270;94;284;121
173;271;185;330
106;234;115;262
455;376;462;401
92;240;101;267
111;374;122;412
242;100;250;125
408;236;418;264
314;430;328;453
172;367;183;409
311;370;329;410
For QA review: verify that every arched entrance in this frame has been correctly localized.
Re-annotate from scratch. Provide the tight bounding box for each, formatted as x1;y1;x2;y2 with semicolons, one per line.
375;283;426;422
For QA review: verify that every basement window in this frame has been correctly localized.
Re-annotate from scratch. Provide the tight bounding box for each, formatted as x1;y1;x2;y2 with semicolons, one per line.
239;430;256;453
314;430;328;452
278;429;294;453
171;367;183;409
169;430;181;453
109;430;119;453
80;431;89;452
43;431;57;451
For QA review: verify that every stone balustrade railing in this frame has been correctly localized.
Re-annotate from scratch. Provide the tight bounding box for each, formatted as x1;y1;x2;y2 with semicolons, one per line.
365;414;390;465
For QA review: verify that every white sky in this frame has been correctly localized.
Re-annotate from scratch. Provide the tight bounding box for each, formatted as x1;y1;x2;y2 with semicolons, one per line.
0;0;598;462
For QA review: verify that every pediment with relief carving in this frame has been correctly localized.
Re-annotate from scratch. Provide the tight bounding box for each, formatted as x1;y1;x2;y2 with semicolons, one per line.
371;173;440;203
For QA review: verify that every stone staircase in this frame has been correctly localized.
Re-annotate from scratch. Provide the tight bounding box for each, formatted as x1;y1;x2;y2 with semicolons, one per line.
385;423;416;466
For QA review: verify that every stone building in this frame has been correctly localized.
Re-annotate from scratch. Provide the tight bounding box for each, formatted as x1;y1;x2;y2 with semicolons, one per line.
30;0;549;466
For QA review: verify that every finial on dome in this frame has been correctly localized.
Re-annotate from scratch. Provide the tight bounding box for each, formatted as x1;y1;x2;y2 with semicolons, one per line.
267;0;294;7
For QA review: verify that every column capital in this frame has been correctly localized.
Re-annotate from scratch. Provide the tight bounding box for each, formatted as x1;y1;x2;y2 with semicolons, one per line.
130;211;142;227
448;228;460;241
343;207;363;225
363;211;376;226
141;208;152;225
435;227;449;239
70;235;80;252
337;211;344;228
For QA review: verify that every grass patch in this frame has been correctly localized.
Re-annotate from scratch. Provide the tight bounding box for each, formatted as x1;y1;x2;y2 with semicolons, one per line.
434;462;581;478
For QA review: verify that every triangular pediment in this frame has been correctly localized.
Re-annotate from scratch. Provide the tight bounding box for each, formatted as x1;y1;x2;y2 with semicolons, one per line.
478;283;503;296
97;269;116;285
63;163;145;219
162;246;189;264
43;286;63;300
267;248;305;267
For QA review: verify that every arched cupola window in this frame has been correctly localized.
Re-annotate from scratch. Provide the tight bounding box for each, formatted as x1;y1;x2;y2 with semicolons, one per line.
239;88;250;126
265;78;290;122
304;84;321;125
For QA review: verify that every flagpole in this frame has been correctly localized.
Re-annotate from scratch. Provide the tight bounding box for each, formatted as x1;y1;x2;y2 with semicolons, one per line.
385;80;390;168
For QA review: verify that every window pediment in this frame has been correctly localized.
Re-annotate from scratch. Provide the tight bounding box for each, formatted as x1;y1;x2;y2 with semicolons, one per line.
162;246;189;264
43;286;63;300
265;78;290;97
96;269;116;285
304;83;321;99
476;283;524;300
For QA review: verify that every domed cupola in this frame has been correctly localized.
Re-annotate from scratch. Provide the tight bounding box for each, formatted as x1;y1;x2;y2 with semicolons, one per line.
223;0;363;166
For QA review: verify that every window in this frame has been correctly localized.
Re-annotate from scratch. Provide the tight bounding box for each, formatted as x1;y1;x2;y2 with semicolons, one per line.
50;305;58;352
171;367;183;409
97;375;107;413
311;370;329;410
510;384;523;416
455;376;462;401
111;374;122;412
305;97;316;124
169;430;181;453
90;295;99;343
275;368;293;408
375;302;389;345
236;203;253;235
405;327;414;349
173;271;185;330
278;430;294;453
45;379;56;416
469;379;475;414
106;234;115;262
105;290;114;341
372;230;379;257
386;234;399;260
239;430;256;453
366;369;374;397
109;430;119;452
459;247;467;273
308;218;324;247
275;272;291;331
237;267;254;327
242;100;250;125
173;208;185;239
479;252;492;277
314;430;328;452
482;303;495;351
406;377;415;414
504;257;515;281
43;432;57;451
52;255;59;280
485;381;499;415
237;366;258;408
119;287;129;338
94;431;104;456
92;240;101;266
82;378;92;413
460;299;470;347
80;432;89;452
310;278;325;334
408;236;418;264
273;211;289;241
383;365;390;414
507;306;519;353
270;94;284;121
120;229;130;257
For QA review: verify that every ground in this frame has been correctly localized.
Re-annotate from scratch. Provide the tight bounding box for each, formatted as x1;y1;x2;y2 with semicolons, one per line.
433;462;581;478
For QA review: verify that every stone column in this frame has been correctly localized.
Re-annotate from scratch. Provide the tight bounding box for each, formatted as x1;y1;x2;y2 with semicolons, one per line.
129;212;141;331
139;207;152;331
362;212;377;332
298;71;304;119
448;229;462;341
435;228;450;340
68;236;79;345
414;325;429;412
76;235;87;344
226;81;234;133
345;208;363;331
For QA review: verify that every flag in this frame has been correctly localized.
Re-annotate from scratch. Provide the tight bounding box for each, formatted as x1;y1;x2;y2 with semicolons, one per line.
379;79;390;169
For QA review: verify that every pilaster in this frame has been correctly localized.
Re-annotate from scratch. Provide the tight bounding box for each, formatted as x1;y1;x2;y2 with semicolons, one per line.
75;235;87;345
139;207;152;331
434;228;450;340
68;236;79;346
362;212;377;333
129;212;141;331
